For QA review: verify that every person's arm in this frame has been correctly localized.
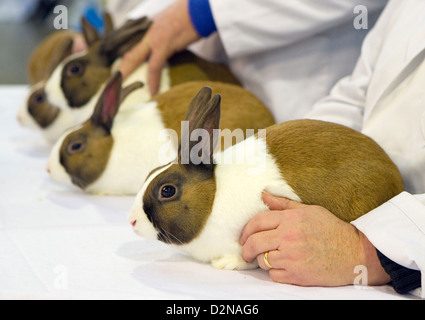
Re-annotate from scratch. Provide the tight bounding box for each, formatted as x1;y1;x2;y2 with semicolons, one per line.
240;193;424;297
239;193;391;287
120;0;389;96
377;251;422;295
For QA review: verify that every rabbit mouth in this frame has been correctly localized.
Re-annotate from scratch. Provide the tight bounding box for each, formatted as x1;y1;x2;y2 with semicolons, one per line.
71;175;89;189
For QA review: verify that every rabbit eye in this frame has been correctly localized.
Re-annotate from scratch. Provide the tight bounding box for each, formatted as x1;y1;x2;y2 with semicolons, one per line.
32;93;45;104
67;140;86;154
160;185;176;199
66;61;84;77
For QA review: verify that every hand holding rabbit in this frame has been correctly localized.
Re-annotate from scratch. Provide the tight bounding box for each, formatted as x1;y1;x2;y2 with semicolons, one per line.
240;193;391;286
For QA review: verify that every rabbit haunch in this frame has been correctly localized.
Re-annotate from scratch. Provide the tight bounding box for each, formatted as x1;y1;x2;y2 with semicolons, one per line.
47;78;274;195
130;100;404;270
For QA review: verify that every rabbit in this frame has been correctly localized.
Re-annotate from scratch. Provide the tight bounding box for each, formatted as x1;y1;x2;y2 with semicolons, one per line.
44;15;240;127
17;13;115;143
128;87;405;271
42;16;153;126
46;72;274;196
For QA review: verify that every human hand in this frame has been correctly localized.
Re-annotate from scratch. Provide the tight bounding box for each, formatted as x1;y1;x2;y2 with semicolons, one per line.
119;0;201;96
240;193;391;287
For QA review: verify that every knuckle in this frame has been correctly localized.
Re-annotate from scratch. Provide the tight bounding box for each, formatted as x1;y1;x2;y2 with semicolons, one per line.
250;213;264;227
242;237;260;261
284;208;307;223
243;236;257;253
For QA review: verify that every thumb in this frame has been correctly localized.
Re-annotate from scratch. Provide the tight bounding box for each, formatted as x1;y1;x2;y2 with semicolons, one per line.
262;192;305;211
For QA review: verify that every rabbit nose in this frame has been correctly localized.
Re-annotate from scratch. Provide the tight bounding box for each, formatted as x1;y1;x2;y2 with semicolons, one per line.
46;165;51;174
131;220;137;227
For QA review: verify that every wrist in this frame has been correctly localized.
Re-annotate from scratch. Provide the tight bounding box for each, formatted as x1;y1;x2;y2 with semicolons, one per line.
358;231;391;286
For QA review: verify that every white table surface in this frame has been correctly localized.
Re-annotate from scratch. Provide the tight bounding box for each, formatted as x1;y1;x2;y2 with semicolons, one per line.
0;85;416;300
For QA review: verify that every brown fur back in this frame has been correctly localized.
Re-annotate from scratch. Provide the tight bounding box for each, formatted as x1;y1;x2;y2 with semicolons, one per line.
169;51;241;86
154;81;275;149
265;120;404;222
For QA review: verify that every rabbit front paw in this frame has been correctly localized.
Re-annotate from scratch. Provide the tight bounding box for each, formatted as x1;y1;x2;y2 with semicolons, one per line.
211;255;258;270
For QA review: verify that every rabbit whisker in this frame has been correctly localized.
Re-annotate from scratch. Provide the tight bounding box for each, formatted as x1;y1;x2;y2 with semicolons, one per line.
158;227;184;245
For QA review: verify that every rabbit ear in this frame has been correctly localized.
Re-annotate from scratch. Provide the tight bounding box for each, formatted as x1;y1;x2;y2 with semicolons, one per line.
27;31;76;84
100;16;152;64
91;71;123;132
103;12;114;36
120;81;144;104
180;86;221;168
44;36;74;78
81;17;101;46
185;86;213;125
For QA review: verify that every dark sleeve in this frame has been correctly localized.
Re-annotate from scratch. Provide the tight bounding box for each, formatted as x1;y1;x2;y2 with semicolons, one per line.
377;250;422;294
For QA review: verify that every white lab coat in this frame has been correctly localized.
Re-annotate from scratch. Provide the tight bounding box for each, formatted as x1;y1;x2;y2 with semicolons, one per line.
127;0;388;123
206;0;388;123
308;0;425;298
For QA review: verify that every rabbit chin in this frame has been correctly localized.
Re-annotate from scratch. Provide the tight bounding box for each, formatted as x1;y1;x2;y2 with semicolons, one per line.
17;102;38;130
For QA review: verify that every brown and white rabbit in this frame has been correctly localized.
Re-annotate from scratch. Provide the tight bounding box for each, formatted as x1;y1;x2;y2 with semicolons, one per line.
44;16;153;125
17;13;115;143
17;30;77;143
47;72;274;195
44;16;240;126
128;88;405;270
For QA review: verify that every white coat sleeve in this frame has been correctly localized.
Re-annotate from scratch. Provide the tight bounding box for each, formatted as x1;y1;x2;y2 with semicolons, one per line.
209;0;388;58
351;192;425;298
305;0;392;131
